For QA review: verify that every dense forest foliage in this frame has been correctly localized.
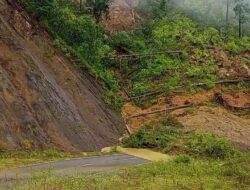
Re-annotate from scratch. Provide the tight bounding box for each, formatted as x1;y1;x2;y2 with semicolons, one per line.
17;0;250;108
139;0;250;35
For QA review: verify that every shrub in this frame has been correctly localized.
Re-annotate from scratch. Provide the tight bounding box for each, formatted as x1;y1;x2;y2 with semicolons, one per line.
17;0;57;19
132;82;151;97
174;154;192;164
160;116;183;128
187;133;233;159
123;125;181;149
123;118;183;150
123;118;234;160
104;91;124;109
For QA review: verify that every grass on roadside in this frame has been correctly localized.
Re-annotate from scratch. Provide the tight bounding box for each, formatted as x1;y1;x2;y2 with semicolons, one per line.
11;116;250;190
0;149;102;169
122;117;234;159
13;153;250;190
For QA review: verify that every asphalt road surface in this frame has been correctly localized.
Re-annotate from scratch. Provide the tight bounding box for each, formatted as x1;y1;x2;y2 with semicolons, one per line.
0;153;148;189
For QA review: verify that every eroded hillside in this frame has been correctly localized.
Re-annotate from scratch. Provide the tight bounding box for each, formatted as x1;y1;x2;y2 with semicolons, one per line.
104;0;141;31
0;0;125;152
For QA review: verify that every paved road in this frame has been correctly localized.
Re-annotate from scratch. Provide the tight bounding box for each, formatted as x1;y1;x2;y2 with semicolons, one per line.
0;154;148;189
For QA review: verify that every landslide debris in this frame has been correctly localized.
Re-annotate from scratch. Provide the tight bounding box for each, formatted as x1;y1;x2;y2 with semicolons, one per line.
122;89;250;150
104;0;141;31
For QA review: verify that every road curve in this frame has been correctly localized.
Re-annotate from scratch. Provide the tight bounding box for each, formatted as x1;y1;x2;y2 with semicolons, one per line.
0;153;148;189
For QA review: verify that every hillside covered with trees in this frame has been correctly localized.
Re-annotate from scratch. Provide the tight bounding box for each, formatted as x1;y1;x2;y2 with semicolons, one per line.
17;0;250;108
0;0;250;189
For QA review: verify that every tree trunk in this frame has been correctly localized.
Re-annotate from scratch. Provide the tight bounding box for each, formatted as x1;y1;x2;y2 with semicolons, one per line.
226;0;230;27
167;0;171;17
239;9;242;38
80;0;82;11
239;21;242;38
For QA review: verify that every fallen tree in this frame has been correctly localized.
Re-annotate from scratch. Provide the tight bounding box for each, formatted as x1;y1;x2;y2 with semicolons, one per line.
108;51;183;60
192;78;250;87
128;103;193;119
214;92;250;110
130;78;250;100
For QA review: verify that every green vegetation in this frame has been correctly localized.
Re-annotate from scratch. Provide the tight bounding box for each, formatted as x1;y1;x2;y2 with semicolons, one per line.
234;0;250;37
85;0;111;23
17;0;250;109
18;0;122;107
12;117;250;190
110;16;248;104
8;1;249;189
0;149;73;169
141;0;250;36
0;149;102;169
13;153;250;190
123;117;234;159
3;120;248;190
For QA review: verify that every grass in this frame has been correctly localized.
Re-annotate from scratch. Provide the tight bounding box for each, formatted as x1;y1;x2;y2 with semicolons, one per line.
0;149;102;169
10;117;250;189
122;117;234;159
13;153;250;190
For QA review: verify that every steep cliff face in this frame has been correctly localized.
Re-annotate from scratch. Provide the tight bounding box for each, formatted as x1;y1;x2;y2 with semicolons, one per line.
0;0;125;152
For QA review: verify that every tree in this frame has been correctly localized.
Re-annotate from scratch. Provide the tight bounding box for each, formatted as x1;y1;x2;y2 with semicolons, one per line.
25;0;56;19
79;0;83;11
234;0;250;37
226;0;230;26
148;0;173;19
86;0;111;23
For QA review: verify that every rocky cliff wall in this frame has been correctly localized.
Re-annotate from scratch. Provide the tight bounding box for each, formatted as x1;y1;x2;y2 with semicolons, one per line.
0;0;125;152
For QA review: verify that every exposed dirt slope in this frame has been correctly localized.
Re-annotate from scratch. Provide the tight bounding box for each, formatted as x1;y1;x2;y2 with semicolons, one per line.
122;89;250;150
0;0;125;152
104;0;141;31
176;106;250;151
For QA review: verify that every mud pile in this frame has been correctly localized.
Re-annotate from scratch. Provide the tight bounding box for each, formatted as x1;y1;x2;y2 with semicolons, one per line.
122;89;250;150
0;0;125;152
104;0;141;31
